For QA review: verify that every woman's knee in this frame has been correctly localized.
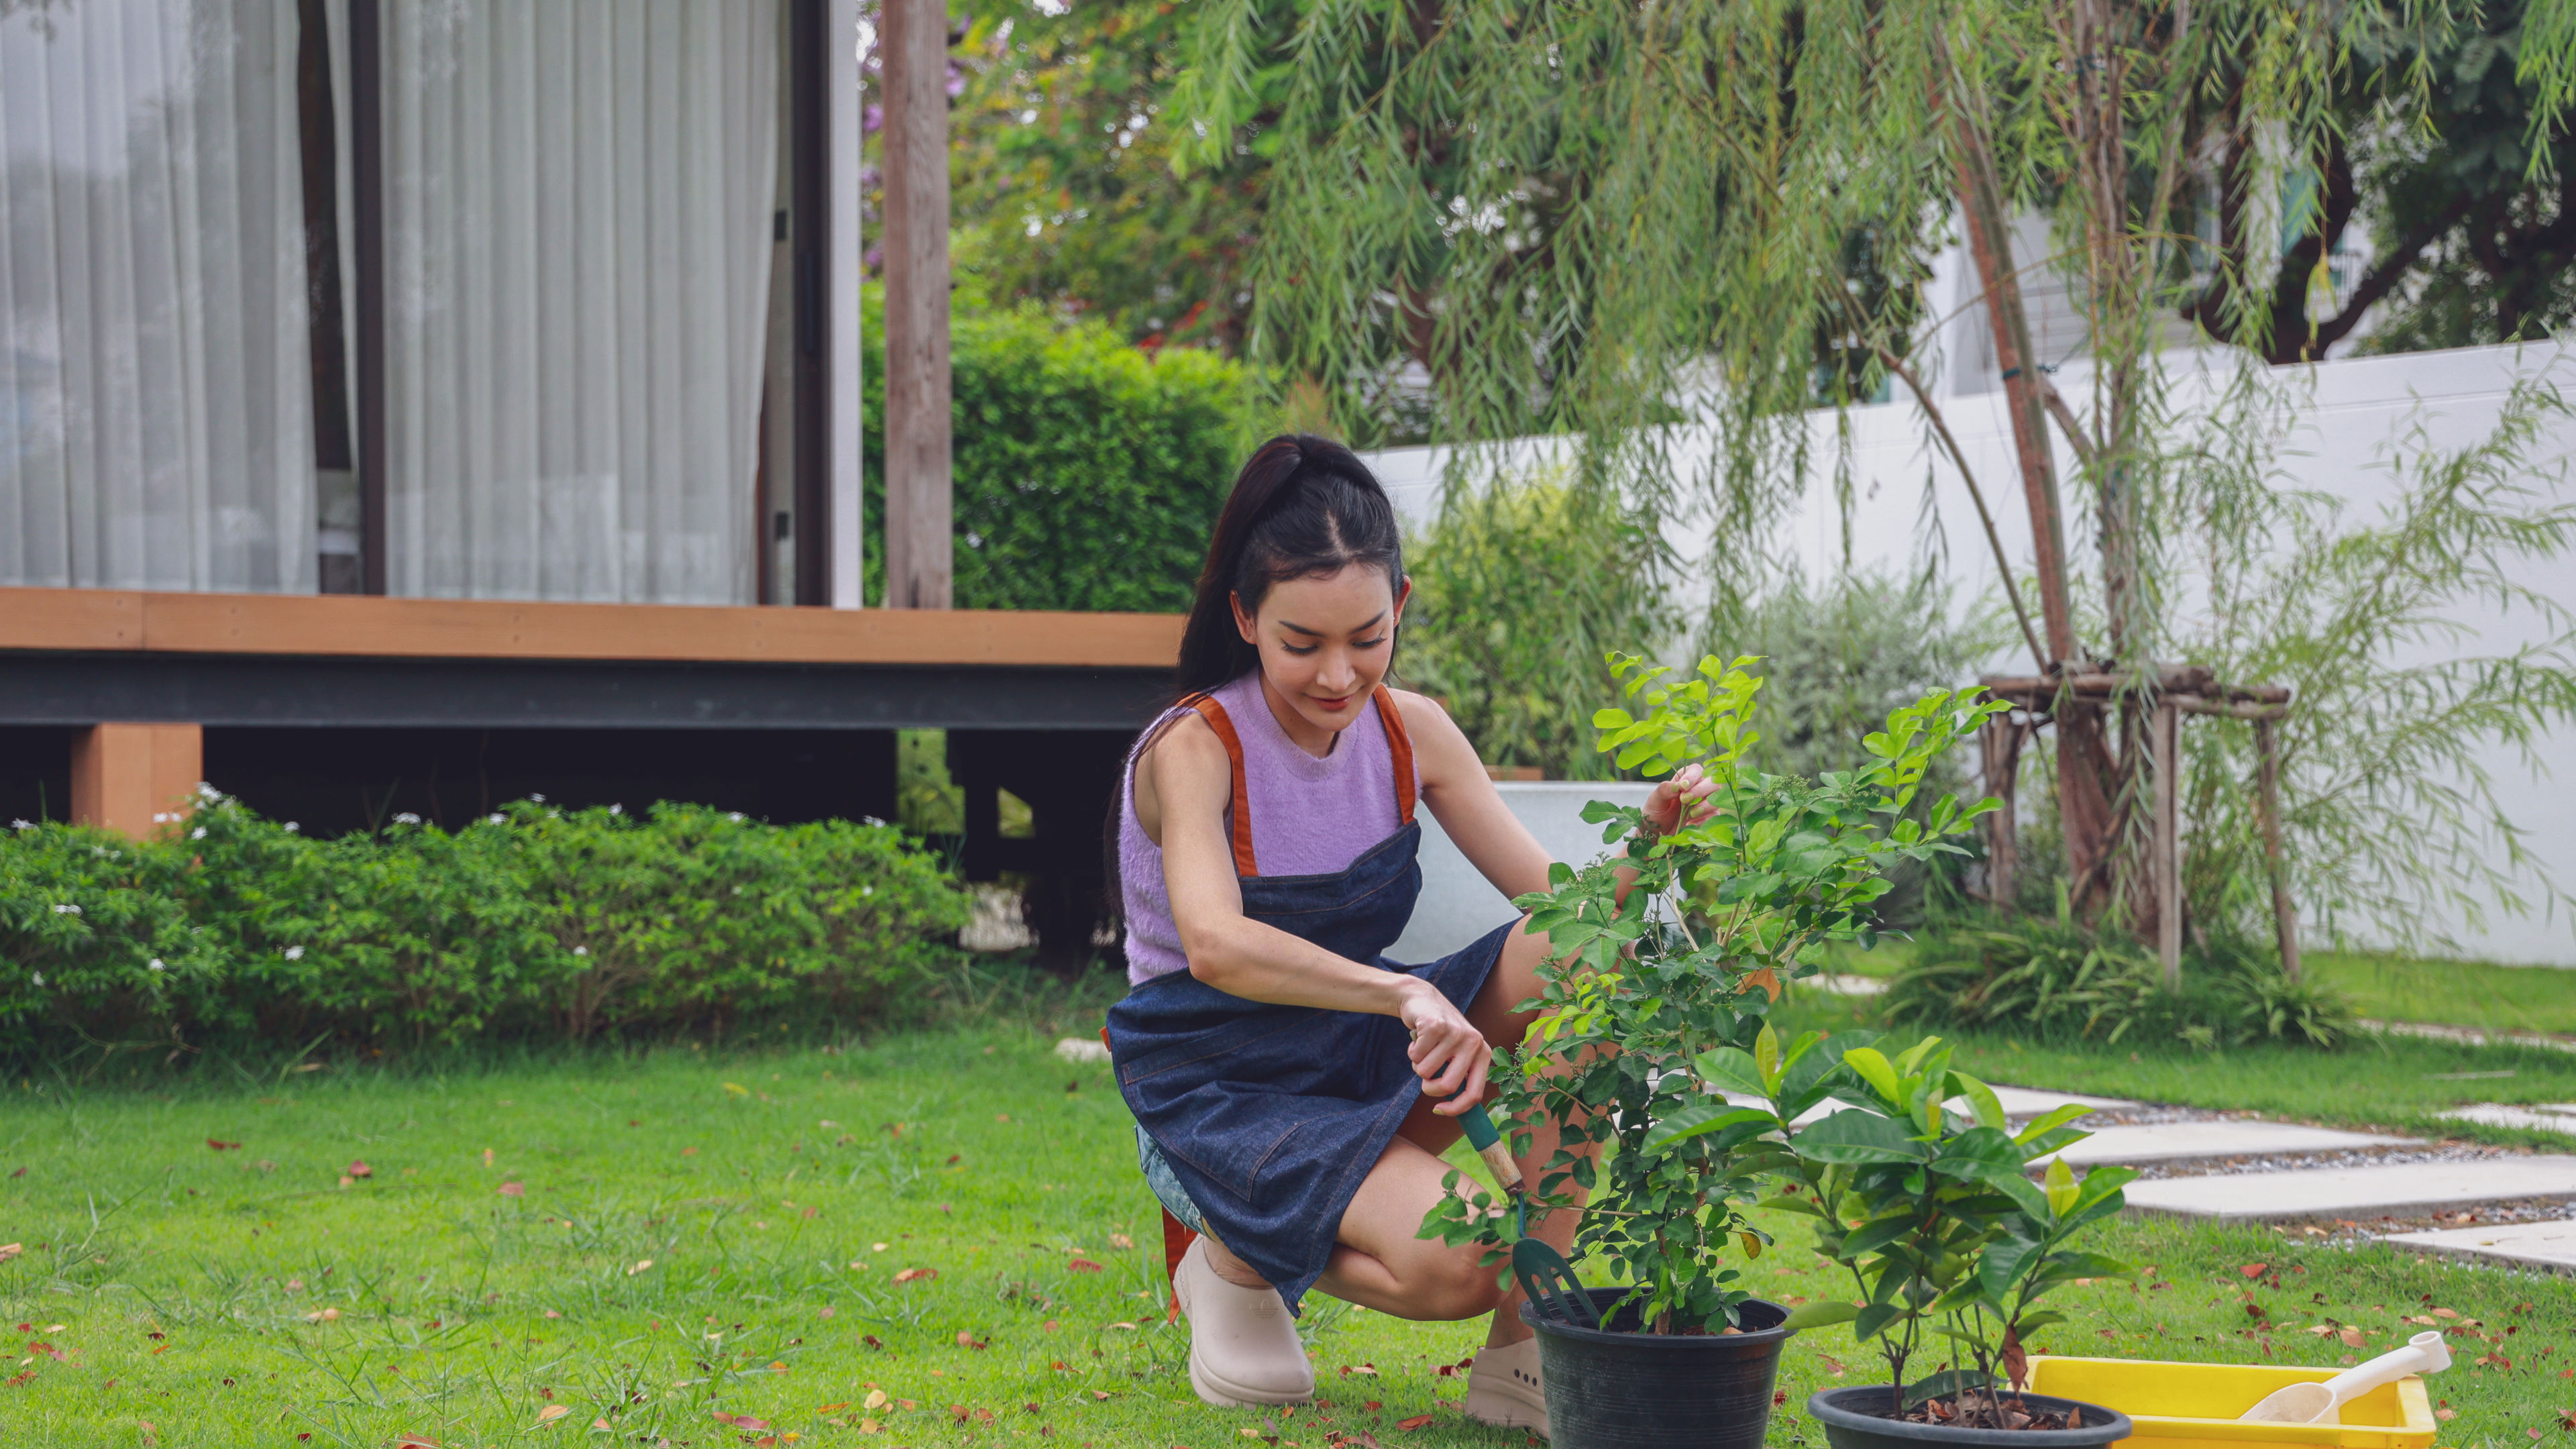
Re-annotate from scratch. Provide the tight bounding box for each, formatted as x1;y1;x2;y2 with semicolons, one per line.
1407;1246;1507;1321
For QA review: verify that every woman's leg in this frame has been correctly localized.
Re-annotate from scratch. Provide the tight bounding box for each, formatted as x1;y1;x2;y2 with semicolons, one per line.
1313;917;1595;1344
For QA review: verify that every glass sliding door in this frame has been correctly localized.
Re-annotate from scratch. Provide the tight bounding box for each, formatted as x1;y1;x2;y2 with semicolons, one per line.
1;0;319;592
378;0;780;604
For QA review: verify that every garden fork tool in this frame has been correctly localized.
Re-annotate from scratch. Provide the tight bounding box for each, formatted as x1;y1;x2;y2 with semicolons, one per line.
1448;1096;1602;1331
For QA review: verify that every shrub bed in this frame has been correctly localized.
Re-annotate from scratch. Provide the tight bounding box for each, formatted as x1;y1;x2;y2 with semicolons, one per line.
1880;914;2357;1049
0;793;971;1059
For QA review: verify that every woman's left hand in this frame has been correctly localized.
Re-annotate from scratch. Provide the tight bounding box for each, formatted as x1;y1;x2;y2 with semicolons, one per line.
1642;762;1721;839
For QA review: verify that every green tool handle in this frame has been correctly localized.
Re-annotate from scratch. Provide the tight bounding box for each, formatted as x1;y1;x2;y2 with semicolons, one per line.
1451;1099;1523;1193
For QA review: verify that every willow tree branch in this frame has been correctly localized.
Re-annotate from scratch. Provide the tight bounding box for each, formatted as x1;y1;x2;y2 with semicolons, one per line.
1878;346;2049;672
2039;378;2098;472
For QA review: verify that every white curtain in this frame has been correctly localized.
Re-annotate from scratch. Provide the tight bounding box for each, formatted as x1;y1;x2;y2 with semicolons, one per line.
382;0;777;604
0;0;318;593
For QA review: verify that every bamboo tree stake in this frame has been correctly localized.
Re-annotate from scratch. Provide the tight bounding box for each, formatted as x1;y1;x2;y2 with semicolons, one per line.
2154;698;2181;987
2255;716;2302;983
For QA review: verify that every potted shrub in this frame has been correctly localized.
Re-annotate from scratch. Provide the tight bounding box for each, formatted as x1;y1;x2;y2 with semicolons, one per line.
1719;1028;2139;1448
1419;654;2004;1448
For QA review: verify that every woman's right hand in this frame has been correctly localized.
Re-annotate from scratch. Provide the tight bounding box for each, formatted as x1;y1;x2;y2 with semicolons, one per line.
1397;981;1491;1114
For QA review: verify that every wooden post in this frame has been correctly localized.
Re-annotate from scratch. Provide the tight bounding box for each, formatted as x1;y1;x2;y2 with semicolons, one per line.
2153;700;2181;987
2255;716;2303;981
70;724;204;838
879;0;953;609
1980;714;2021;912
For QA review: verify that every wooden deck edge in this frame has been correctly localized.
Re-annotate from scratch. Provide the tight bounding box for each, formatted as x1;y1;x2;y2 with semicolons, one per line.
0;588;1183;669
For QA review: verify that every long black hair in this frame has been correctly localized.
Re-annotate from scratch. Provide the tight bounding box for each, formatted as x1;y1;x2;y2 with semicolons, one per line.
1099;435;1406;950
1173;433;1405;698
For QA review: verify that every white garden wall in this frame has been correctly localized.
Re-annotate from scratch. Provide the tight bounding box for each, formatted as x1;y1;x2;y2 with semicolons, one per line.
1364;338;2576;967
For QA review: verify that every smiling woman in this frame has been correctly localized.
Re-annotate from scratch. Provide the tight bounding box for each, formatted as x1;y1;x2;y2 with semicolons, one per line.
1094;435;1719;1434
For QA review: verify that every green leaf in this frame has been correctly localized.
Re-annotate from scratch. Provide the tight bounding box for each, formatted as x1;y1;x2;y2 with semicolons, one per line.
1639;1104;1772;1155
2013;1103;2094;1145
1904;1370;1996;1408
1841;1211;1920;1258
1947;1071;2006;1131
1778;1300;1862;1331
2043;1158;2078;1218
1755;1193;1825;1218
1852;1302;1906;1342
1792;1109;1931;1164
1755;1022;1783;1091
1691;1046;1768;1098
1841;1046;1903;1106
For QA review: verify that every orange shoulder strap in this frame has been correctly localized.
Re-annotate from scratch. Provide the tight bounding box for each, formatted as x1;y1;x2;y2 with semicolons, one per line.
1184;693;1260;877
1374;685;1417;826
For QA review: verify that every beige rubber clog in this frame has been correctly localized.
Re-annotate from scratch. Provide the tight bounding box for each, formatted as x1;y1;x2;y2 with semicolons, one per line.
1172;1237;1316;1407
1462;1337;1549;1439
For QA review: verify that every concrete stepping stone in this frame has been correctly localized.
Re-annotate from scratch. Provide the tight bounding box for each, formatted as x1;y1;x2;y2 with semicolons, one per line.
1987;1086;2136;1118
2439;1102;2576;1136
2379;1218;2576;1275
2123;1155;2576;1220
2035;1120;2419;1169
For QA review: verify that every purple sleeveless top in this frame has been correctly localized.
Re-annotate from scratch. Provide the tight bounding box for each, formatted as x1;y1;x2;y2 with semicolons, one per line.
1118;671;1418;984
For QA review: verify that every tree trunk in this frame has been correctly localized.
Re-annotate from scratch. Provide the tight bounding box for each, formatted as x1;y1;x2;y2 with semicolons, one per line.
1937;31;2120;910
881;0;955;609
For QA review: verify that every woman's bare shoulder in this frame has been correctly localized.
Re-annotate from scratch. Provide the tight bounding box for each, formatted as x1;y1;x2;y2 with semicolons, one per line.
1137;708;1229;787
1385;687;1468;745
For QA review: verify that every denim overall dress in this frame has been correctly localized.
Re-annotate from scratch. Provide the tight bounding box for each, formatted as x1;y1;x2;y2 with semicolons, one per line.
1106;684;1517;1312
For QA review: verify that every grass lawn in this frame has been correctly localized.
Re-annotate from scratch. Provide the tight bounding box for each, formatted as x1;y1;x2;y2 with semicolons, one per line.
2306;953;2576;1037
1772;985;2576;1147
3;1021;2571;1448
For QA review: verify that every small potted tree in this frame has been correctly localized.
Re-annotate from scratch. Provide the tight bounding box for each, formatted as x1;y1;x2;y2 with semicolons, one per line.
1717;1029;2139;1448
1419;654;2003;1448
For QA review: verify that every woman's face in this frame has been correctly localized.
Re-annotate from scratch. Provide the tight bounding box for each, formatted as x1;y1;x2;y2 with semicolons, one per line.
1232;565;1410;737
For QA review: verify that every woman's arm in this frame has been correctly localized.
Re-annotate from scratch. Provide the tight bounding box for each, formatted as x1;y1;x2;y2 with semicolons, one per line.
1396;690;1717;906
1394;691;1554;901
1139;714;1491;1108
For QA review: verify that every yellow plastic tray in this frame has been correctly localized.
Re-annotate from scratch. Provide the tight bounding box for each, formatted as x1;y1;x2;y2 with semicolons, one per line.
2023;1355;2437;1449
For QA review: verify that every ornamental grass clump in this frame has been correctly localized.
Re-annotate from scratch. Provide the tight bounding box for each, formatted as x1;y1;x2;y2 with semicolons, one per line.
1724;1029;2135;1426
1419;652;2002;1333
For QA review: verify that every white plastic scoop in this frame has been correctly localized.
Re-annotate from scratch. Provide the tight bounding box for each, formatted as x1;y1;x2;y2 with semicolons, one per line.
2239;1331;2453;1424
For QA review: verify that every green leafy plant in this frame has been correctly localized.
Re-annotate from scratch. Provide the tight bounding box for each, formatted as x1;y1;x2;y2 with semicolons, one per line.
1418;653;2001;1333
0;794;972;1061
1399;474;1681;780
1883;913;2357;1050
859;293;1257;612
1726;1030;2134;1421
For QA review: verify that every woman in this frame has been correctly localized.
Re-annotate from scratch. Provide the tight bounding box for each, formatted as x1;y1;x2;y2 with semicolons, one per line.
1105;435;1712;1434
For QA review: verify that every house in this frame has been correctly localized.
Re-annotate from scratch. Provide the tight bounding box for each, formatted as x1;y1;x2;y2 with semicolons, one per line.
0;0;1167;960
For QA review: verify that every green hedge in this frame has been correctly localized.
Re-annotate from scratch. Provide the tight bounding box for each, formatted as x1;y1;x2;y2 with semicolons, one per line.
0;793;971;1058
863;294;1258;611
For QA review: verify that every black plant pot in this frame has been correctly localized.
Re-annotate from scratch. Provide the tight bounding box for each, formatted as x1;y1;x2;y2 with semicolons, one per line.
1519;1289;1792;1449
1807;1385;2133;1449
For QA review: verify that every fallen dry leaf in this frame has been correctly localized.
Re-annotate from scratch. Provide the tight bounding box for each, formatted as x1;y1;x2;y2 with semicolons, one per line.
2239;1263;2269;1279
2341;1329;2368;1348
535;1405;570;1423
591;1418;611;1431
0;1245;19;1265
1067;1258;1105;1273
626;1260;653;1276
496;1182;525;1197
894;1268;936;1284
207;1139;241;1151
347;1161;372;1179
712;1410;771;1430
1396;1413;1435;1431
